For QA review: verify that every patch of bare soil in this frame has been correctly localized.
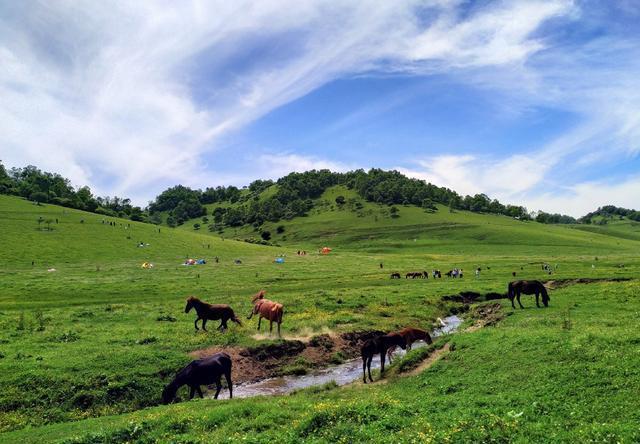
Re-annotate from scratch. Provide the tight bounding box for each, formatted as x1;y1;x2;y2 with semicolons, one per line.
189;330;385;384
542;277;632;290
464;302;505;332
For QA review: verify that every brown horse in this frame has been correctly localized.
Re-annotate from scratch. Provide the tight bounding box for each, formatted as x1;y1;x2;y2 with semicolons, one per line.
162;352;232;404
247;290;284;336
361;333;406;383
387;327;433;362
507;280;550;309
185;296;242;332
390;272;401;279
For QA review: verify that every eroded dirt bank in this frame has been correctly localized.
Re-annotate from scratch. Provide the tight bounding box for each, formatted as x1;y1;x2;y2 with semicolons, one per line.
189;330;385;384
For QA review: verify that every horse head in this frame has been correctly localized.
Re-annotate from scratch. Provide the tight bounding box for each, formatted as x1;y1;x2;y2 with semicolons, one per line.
247;299;263;319
161;381;179;405
251;289;267;303
185;296;197;313
541;284;550;307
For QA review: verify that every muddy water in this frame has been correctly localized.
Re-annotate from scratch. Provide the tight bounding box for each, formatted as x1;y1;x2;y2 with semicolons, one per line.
223;315;462;399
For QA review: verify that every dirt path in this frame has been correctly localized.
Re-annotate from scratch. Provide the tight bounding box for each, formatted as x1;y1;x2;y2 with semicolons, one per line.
403;343;451;377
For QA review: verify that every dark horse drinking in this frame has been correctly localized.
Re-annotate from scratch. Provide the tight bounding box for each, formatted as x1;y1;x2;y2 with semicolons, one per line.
162;352;233;404
507;280;550;309
361;333;406;383
184;296;242;332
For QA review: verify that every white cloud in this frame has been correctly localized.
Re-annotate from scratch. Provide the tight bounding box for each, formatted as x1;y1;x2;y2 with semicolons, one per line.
0;0;576;204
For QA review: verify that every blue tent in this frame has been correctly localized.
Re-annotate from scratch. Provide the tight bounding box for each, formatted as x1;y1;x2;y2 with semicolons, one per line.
274;257;285;264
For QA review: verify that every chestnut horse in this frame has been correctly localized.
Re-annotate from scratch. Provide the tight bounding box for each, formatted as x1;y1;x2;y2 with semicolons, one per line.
247;290;283;337
508;280;549;309
185;296;242;332
161;352;232;404
387;327;433;362
361;333;406;383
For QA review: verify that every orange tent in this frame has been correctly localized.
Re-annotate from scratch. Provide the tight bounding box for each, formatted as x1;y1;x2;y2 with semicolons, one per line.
321;247;332;255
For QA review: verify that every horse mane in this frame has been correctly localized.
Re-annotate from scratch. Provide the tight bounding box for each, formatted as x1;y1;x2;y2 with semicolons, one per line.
251;290;267;303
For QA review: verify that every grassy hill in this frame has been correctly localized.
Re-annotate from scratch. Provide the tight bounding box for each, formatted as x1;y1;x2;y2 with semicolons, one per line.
1;193;639;441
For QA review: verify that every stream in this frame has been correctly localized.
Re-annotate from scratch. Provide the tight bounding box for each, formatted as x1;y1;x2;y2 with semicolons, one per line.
224;315;462;399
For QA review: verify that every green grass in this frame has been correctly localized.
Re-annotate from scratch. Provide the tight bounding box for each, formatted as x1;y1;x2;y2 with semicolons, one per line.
1;193;640;442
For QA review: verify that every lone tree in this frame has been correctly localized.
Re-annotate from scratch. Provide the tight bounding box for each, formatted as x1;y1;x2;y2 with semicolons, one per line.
30;191;48;205
389;206;400;218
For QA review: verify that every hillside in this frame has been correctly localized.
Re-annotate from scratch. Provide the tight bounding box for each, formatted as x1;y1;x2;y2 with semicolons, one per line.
1;194;639;441
181;185;640;256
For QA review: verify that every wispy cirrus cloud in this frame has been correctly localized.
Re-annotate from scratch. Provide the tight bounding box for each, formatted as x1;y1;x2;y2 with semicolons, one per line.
1;0;577;204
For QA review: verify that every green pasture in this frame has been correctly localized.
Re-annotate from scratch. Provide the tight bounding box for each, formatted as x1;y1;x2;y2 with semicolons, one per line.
1;194;639;442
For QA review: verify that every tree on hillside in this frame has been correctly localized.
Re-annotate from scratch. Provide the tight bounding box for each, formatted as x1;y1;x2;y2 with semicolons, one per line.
166;215;177;227
335;195;346;206
30;191;48;205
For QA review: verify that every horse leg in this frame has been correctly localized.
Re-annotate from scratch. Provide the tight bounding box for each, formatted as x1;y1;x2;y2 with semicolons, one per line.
510;296;516;309
362;356;368;383
517;292;524;309
213;378;222;399
202;318;208;331
197;386;204;398
194;317;200;331
380;349;386;374
277;321;281;338
224;370;233;399
189;386;196;400
387;346;395;363
535;291;541;308
257;316;262;331
269;320;273;334
367;356;374;382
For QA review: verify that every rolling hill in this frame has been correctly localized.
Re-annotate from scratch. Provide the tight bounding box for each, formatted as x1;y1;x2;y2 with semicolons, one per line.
1;193;639;442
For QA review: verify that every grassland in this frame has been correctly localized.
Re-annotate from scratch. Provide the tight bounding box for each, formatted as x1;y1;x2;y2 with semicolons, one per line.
1;193;639;442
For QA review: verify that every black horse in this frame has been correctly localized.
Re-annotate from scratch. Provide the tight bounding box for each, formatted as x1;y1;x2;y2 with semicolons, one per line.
185;296;242;332
162;352;232;404
507;280;550;309
361;333;406;383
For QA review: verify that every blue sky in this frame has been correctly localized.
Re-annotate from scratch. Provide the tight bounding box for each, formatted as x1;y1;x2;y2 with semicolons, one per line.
1;0;639;216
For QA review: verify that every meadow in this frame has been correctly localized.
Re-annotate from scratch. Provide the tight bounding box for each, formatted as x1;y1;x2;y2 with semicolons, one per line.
1;194;639;442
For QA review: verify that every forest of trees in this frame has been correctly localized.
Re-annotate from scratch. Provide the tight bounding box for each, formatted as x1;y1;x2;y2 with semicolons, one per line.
0;161;145;221
2;160;598;228
579;205;640;223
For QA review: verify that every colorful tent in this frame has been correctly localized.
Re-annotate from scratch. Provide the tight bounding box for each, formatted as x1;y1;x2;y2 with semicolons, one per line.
321;247;332;255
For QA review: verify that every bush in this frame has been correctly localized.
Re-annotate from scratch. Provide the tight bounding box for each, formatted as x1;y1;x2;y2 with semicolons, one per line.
276;225;285;234
260;230;271;241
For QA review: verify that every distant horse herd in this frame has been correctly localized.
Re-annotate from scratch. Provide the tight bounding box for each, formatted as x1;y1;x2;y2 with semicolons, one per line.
163;272;552;403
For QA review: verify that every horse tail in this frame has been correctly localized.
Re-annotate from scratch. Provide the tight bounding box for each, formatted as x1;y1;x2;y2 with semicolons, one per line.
507;282;514;300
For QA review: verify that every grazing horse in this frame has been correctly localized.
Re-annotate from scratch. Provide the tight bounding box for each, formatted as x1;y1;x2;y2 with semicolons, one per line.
507;280;550;309
422;271;429;279
247;290;284;336
386;327;433;362
185;296;242;332
390;272;401;279
161;352;232;404
361;333;406;383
